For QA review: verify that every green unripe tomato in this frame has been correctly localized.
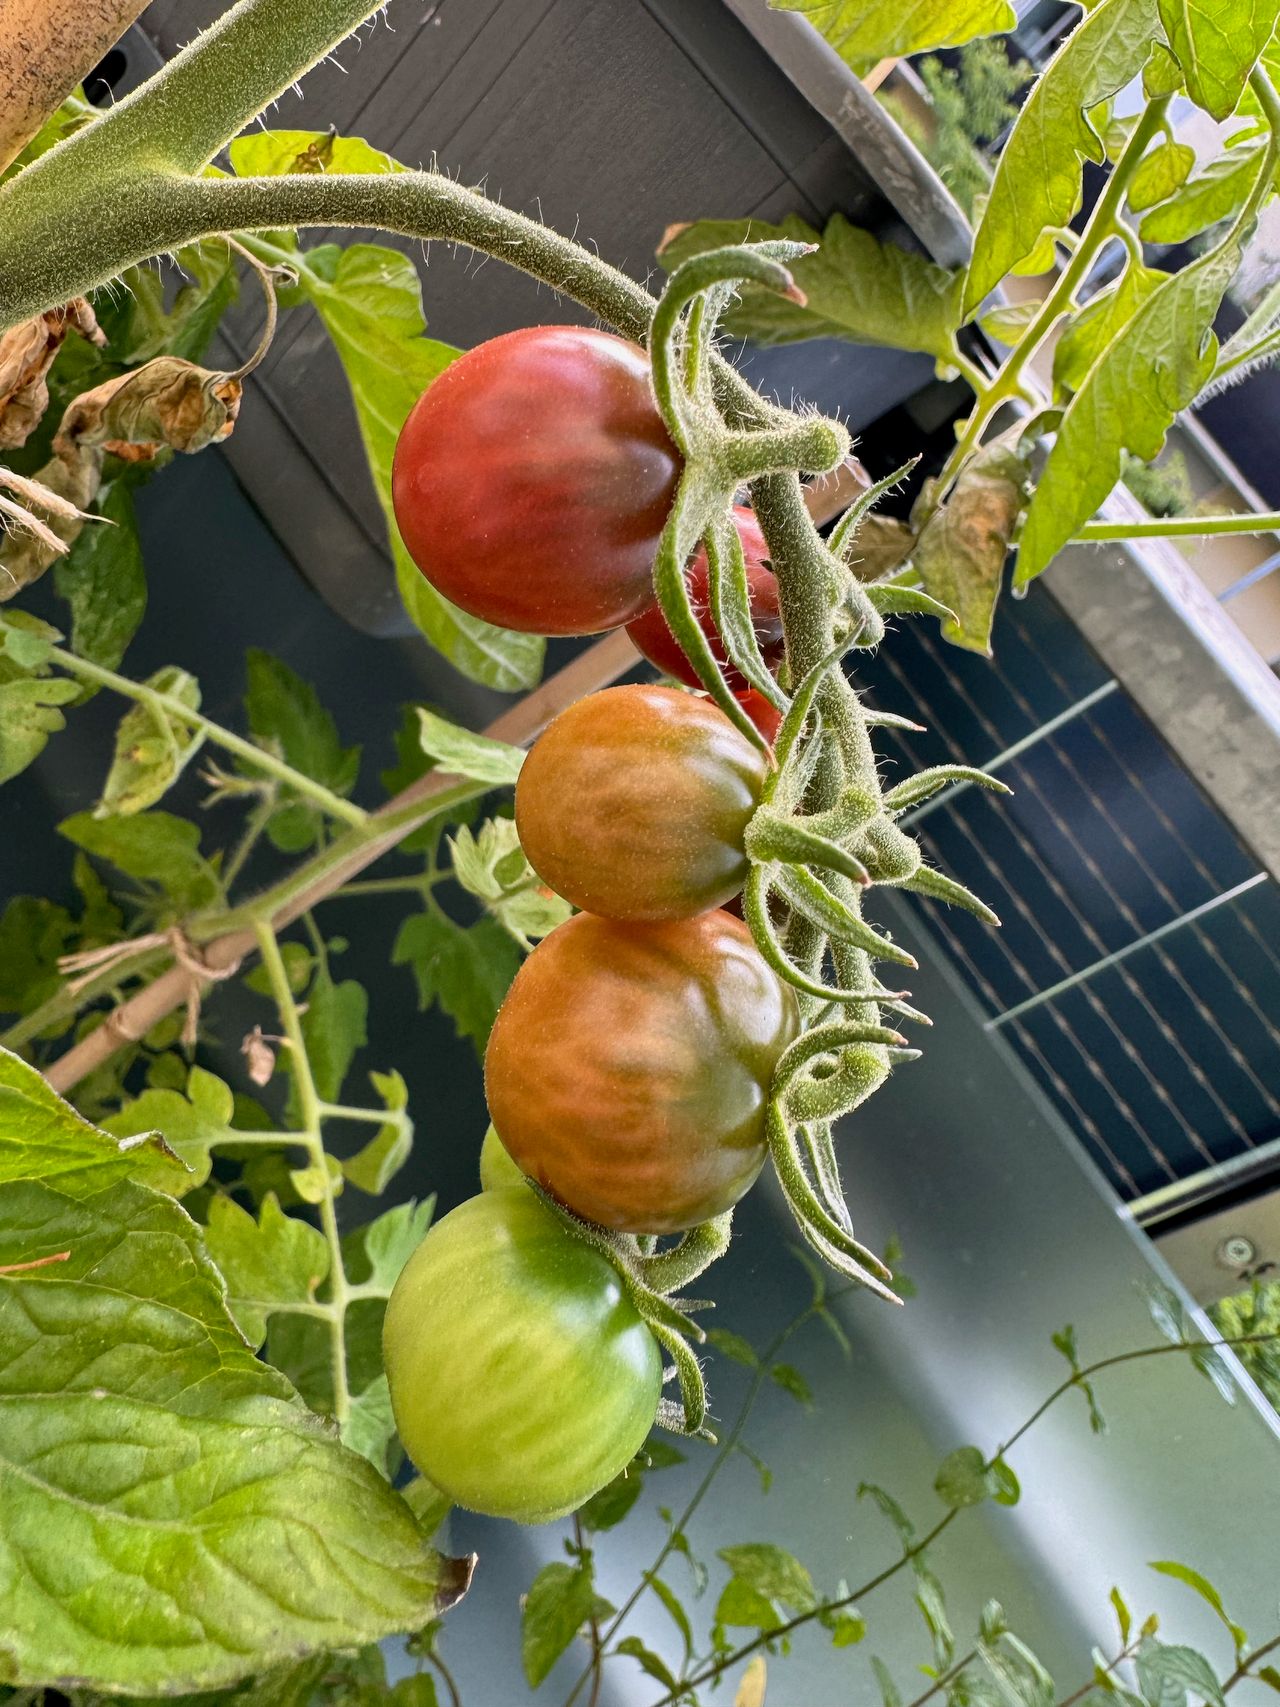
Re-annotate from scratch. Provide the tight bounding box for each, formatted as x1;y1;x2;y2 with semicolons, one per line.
383;1190;662;1523
479;1123;526;1193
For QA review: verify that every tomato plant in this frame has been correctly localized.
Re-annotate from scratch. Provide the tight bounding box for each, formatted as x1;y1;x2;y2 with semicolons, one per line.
1;0;1277;1695
515;684;768;920
625;505;783;691
383;1189;663;1522
484;909;799;1232
392;327;680;635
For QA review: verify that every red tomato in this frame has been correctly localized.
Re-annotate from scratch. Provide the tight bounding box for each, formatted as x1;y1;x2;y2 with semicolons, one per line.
515;685;768;921
392;327;680;635
484;910;799;1234
625;506;783;691
734;690;783;746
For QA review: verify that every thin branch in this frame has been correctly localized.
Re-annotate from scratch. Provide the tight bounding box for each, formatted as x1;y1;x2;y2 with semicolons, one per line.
644;1331;1280;1706
1225;1632;1280;1692
1074;511;1280;542
904;1649;977;1707
574;1514;604;1707
253;917;351;1425
26;636;369;829
40;629;640;1096
1053;1638;1137;1707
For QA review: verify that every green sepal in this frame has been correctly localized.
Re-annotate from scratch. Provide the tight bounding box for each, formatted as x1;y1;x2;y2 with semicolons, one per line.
828;458;920;562
773;864;918;968
652;473;768;753
705;515;788;708
883;764;1012;814
904;865;1001;926
649;1318;710;1435
865;584;955;622
746;807;870;885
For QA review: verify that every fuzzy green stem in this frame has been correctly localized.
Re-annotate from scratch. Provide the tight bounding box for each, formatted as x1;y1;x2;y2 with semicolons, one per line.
253;917;352;1424
190;779;486;943
1075;511;1280;541
17;632;368;829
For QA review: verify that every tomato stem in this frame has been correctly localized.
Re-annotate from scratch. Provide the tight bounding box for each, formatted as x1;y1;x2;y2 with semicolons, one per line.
252;916;352;1427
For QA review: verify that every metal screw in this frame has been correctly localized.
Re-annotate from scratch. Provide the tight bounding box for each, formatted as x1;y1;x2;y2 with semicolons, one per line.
1217;1234;1257;1269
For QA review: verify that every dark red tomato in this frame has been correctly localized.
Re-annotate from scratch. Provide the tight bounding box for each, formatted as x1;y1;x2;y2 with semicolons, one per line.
515;685;767;921
625;506;783;691
484;910;799;1233
733;690;783;746
392;327;680;635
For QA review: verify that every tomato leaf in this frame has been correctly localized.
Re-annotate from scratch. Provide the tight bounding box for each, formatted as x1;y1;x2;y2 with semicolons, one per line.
0;895;75;1015
913;436;1027;653
1139;140;1271;243
521;1560;597;1687
296;965;369;1105
1136;1641;1228;1707
102;1063;239;1194
415;706;525;786
341;1068;414;1195
577;1464;647;1531
659;213;964;365
616;1636;680;1691
1157;0;1276;120
770;1361;813;1405
392;908;521;1053
449;818;570;948
0;675;79;785
717;1544;818;1614
1017;229;1244;585
229;128;407;178
203;1189;330;1347
340;1373;400;1478
934;1445;993;1509
1054;264;1167;396
59;808;221;912
707;1326;760;1367
0;1047;457;1695
242;648;361;852
353;1196;437;1296
965;0;1159;314
1148;1563;1247;1655
52;477;147;672
770;0;1015;71
98;665;204;816
1127;140;1196;211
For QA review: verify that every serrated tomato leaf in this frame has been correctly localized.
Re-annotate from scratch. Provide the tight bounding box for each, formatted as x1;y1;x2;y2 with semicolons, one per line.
965;0;1158;313
0;1048;459;1694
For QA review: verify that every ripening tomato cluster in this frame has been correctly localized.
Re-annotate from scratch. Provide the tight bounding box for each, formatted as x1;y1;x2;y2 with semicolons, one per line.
383;328;798;1523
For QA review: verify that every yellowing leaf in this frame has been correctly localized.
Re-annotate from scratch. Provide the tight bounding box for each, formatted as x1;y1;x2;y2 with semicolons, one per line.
97;665;204;816
1158;0;1277;120
1127;140;1196;210
736;1654;768;1707
228;129;407;178
771;0;1014;71
965;0;1158;313
1019;233;1244;584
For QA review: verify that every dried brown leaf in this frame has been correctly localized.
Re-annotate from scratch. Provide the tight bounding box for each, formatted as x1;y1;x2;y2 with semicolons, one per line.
912;441;1028;655
56;355;242;461
0;298;103;449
